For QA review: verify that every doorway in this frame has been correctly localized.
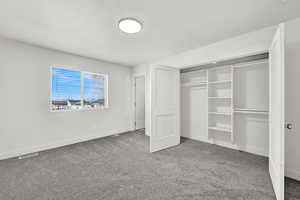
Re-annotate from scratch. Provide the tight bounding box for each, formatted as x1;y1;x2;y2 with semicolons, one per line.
134;76;146;131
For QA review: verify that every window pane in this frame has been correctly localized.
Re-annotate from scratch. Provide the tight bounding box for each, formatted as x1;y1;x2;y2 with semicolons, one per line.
83;73;105;109
51;68;81;110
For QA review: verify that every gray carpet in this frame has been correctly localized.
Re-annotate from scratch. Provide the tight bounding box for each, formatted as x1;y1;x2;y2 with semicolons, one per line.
0;131;297;200
286;177;300;200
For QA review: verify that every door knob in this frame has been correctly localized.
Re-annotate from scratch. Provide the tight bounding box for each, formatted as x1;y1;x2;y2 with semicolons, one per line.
285;123;293;130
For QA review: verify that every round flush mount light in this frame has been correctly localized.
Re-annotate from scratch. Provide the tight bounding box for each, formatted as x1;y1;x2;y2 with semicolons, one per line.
118;18;142;34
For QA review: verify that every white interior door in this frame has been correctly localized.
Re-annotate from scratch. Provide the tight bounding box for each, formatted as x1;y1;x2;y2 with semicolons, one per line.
269;24;285;200
150;65;180;152
135;76;145;130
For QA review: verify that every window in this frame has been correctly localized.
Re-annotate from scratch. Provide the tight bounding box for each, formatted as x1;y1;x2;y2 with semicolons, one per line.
83;72;105;109
51;67;108;111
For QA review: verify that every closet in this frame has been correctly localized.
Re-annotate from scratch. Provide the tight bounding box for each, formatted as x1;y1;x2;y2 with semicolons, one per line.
181;57;269;156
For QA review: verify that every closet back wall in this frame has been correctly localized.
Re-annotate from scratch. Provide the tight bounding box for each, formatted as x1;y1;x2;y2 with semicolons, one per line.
233;61;269;156
0;37;133;160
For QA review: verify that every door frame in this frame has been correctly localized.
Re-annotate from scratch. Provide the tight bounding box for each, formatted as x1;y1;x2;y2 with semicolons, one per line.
133;74;146;131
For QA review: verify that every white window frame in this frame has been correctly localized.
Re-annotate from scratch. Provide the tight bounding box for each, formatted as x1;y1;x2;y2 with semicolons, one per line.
50;66;109;112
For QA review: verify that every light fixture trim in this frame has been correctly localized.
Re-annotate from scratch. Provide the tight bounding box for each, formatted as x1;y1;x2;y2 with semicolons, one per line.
118;18;143;34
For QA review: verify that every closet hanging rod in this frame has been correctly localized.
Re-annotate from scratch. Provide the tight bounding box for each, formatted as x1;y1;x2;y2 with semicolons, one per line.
181;53;268;73
234;110;269;115
234;108;269;112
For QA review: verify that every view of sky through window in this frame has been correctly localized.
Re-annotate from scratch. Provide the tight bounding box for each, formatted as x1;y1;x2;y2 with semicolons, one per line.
52;68;81;101
83;73;104;102
51;67;106;110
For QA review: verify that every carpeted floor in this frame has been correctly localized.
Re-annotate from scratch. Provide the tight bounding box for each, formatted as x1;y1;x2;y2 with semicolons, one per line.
0;131;298;200
286;177;300;200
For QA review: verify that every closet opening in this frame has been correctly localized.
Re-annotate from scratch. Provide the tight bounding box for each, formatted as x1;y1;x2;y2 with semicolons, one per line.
180;53;269;155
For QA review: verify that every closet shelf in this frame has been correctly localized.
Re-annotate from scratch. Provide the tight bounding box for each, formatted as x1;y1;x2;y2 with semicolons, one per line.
208;126;232;133
208;80;232;85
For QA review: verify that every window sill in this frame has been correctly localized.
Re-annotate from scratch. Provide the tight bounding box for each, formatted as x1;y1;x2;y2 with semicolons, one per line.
49;106;109;113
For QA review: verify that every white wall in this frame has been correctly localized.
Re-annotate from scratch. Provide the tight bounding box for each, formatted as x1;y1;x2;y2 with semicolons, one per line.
155;26;276;68
132;65;151;136
0;37;133;160
234;61;269;156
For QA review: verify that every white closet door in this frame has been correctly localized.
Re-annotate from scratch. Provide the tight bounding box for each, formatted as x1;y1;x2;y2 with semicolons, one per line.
150;65;180;153
269;24;285;200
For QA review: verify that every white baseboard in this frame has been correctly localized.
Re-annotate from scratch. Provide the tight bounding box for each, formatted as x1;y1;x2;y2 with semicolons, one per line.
213;140;238;150
238;145;268;157
185;137;239;151
286;168;300;181
0;128;132;161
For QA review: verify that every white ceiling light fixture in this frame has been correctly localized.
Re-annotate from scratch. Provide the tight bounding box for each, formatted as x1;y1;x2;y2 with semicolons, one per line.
118;18;143;34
